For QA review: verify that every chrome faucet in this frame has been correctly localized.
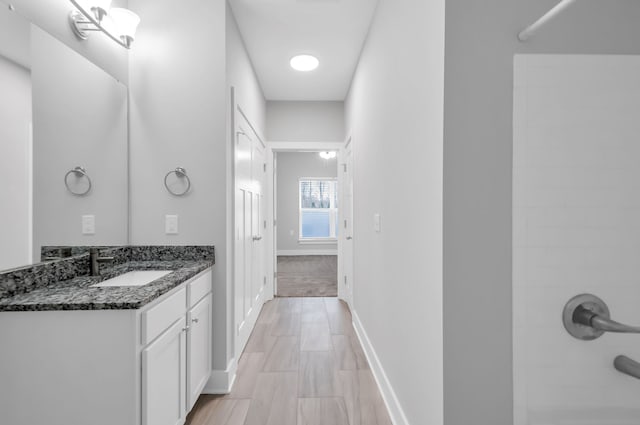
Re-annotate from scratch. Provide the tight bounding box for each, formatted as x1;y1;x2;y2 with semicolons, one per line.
89;248;115;276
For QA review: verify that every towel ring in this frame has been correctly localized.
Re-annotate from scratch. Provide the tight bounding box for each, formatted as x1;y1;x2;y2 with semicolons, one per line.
164;167;191;196
64;166;92;196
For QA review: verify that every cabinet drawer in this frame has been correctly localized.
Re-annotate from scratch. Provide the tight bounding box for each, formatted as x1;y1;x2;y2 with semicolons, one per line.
188;270;212;308
142;288;187;345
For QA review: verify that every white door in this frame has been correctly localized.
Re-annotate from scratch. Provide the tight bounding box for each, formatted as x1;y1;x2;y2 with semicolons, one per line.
187;295;212;410
142;318;187;425
341;140;354;306
234;102;267;356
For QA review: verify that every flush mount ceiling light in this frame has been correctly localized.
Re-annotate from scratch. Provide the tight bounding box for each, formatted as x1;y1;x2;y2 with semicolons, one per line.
68;0;140;49
290;54;319;72
319;151;336;160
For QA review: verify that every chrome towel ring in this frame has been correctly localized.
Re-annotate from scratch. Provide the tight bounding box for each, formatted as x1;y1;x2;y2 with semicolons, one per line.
164;167;191;196
64;166;92;196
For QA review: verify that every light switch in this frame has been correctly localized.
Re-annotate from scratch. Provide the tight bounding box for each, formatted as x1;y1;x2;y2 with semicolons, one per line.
165;215;178;234
82;215;95;235
374;213;381;233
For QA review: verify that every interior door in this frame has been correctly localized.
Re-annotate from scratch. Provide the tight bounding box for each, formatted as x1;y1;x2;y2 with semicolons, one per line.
234;103;267;356
341;140;354;306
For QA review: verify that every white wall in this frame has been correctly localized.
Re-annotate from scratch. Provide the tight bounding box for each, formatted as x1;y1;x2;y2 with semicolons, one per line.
32;27;128;258
513;54;640;424
443;2;640;424
344;0;444;423
276;152;337;254
266;101;344;142
0;56;31;270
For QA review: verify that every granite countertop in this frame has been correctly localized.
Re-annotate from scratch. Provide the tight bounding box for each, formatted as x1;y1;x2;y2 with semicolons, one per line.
0;259;213;312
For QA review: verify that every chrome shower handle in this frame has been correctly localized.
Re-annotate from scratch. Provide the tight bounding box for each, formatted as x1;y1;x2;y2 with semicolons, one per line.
564;294;640;340
573;305;640;334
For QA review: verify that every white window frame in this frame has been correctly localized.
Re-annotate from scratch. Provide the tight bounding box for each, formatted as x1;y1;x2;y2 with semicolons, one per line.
298;178;338;242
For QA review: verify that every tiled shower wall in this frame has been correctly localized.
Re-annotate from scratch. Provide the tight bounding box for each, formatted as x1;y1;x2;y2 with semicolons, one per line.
513;55;640;424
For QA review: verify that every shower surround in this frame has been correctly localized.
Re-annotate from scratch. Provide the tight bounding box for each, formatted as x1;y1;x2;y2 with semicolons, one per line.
513;55;640;425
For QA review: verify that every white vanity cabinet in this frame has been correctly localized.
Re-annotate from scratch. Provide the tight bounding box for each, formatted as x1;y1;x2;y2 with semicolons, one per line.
187;294;212;410
0;267;212;425
141;271;213;425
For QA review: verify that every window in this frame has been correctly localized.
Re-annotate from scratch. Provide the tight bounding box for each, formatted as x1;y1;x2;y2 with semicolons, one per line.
299;179;338;240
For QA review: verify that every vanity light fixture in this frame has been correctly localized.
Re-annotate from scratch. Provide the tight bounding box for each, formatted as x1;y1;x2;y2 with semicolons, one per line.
290;54;319;72
319;151;336;160
68;0;140;49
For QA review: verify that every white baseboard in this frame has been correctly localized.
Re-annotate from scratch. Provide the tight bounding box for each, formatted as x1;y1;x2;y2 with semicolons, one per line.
352;311;410;425
277;249;338;256
202;357;238;394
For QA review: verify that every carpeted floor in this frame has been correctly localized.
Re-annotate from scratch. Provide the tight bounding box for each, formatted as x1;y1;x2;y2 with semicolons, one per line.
276;255;337;297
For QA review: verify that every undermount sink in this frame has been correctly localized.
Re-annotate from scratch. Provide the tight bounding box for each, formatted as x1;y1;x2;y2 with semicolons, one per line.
91;270;172;288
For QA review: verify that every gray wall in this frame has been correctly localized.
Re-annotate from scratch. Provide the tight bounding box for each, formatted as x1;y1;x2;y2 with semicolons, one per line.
266;101;344;142
276;152;337;254
225;4;266;369
443;1;640;424
0;55;31;270
128;0;227;370
345;0;445;423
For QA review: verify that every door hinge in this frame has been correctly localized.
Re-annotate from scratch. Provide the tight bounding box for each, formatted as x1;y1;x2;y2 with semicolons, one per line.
263;276;267;286
342;164;347;172
263;163;267;172
273;219;277;227
274;271;277;279
344;275;347;286
344;219;347;229
264;220;267;229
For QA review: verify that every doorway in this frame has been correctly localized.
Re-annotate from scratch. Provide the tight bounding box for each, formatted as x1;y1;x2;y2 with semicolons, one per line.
274;151;338;297
267;142;348;301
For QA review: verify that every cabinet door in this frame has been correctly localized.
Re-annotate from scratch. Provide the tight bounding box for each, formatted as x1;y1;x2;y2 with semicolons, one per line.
187;294;212;410
142;317;187;425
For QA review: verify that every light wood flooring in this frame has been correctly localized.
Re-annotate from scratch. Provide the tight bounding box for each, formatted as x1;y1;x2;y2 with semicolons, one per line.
277;256;338;297
185;297;392;425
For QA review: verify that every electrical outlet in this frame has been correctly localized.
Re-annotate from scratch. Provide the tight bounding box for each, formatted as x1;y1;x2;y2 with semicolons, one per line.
165;215;178;234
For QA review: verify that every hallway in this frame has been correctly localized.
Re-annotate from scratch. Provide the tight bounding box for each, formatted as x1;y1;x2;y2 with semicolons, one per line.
185;297;392;425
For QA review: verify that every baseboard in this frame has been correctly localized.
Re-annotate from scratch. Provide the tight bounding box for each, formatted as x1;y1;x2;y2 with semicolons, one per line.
352;311;410;425
202;357;238;394
277;249;338;256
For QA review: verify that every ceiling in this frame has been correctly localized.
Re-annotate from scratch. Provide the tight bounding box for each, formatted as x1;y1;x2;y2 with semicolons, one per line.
228;0;378;101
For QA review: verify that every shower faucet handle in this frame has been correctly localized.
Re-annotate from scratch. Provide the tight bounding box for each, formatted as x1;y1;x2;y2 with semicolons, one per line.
563;294;640;340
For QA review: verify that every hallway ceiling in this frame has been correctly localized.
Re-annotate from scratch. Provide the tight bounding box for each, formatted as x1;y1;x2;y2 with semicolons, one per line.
228;0;378;101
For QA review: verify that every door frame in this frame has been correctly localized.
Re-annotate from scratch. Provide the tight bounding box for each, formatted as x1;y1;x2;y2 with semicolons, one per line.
266;141;347;301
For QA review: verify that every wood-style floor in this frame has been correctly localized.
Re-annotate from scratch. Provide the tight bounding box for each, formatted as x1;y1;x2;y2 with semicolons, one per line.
277;256;338;297
185;297;392;425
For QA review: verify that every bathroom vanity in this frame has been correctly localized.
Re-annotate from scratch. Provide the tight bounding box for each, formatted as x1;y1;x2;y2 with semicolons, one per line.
0;246;214;425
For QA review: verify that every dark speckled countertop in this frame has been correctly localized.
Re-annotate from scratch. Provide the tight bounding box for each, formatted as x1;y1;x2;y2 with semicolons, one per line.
0;246;214;312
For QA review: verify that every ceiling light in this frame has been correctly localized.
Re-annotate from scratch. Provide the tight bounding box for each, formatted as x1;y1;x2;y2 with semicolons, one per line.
290;55;319;72
319;151;336;160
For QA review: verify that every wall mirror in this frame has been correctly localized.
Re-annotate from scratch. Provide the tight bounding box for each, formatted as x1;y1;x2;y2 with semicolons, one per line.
0;3;128;271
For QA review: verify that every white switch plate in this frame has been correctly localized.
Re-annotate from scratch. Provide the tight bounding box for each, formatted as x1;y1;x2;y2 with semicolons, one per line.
82;215;95;235
374;213;381;233
165;215;178;234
